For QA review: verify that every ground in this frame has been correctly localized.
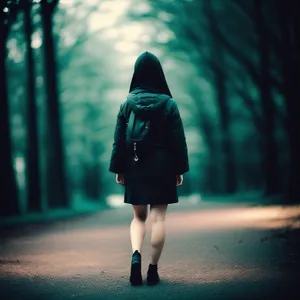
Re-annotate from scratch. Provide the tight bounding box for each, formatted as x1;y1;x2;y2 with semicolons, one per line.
0;199;300;300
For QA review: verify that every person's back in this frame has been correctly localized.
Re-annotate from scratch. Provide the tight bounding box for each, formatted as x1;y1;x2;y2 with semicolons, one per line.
109;51;189;286
116;88;188;181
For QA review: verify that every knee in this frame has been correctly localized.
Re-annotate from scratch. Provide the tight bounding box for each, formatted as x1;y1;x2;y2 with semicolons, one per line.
134;213;147;222
150;213;166;223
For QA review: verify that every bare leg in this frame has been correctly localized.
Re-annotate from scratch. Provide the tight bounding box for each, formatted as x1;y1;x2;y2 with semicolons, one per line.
149;204;168;265
130;205;148;253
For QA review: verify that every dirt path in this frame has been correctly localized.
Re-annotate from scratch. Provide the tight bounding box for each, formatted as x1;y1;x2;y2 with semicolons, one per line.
0;200;299;299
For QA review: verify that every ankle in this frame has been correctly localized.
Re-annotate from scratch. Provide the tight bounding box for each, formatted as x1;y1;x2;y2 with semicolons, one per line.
149;263;158;268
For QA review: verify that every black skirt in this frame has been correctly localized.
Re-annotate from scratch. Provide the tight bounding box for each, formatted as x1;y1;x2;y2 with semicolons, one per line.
124;176;178;205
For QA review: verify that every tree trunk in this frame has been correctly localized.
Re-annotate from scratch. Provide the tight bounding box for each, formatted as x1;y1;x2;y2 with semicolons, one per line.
41;0;69;208
24;0;42;212
198;116;220;194
214;66;236;194
83;163;101;200
0;6;20;217
205;0;237;194
288;0;300;203
278;0;300;203
188;84;221;194
254;0;281;196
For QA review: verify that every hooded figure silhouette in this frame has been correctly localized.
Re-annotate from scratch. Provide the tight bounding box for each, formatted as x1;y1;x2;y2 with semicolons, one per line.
109;51;189;286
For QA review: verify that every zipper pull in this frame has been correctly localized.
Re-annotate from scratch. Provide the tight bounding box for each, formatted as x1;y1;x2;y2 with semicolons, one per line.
133;142;139;161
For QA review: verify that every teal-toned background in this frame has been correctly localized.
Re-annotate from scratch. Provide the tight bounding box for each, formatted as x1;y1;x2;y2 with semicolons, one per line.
1;0;299;221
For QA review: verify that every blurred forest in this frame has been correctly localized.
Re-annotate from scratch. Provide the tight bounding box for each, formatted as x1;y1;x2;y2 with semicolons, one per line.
1;0;299;218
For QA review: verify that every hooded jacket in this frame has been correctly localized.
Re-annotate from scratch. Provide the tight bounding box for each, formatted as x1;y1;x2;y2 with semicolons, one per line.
109;52;189;179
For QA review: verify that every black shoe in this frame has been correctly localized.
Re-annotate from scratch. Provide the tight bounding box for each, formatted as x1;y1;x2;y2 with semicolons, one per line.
147;263;160;285
130;250;142;286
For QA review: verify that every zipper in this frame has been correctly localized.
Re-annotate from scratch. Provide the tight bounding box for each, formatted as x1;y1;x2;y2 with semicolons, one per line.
133;142;139;161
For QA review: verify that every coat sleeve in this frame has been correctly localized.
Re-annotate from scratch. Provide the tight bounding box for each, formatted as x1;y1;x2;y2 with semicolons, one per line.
166;100;189;175
109;104;127;174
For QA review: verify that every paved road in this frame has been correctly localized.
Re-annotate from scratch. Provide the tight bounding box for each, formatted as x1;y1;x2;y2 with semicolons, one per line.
0;200;300;300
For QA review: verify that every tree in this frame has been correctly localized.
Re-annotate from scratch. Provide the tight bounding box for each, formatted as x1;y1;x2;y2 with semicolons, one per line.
206;0;281;196
41;0;69;208
276;0;300;202
253;0;280;195
0;1;20;216
204;0;237;194
24;0;42;212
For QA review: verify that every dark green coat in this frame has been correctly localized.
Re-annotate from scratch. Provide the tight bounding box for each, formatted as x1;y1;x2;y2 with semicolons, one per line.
109;90;189;179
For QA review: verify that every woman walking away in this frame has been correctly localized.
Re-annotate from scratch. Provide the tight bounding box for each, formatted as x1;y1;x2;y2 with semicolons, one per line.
109;51;189;286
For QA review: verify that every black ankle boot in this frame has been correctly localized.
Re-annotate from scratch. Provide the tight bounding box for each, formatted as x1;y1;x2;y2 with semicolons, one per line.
147;263;160;285
130;250;142;286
